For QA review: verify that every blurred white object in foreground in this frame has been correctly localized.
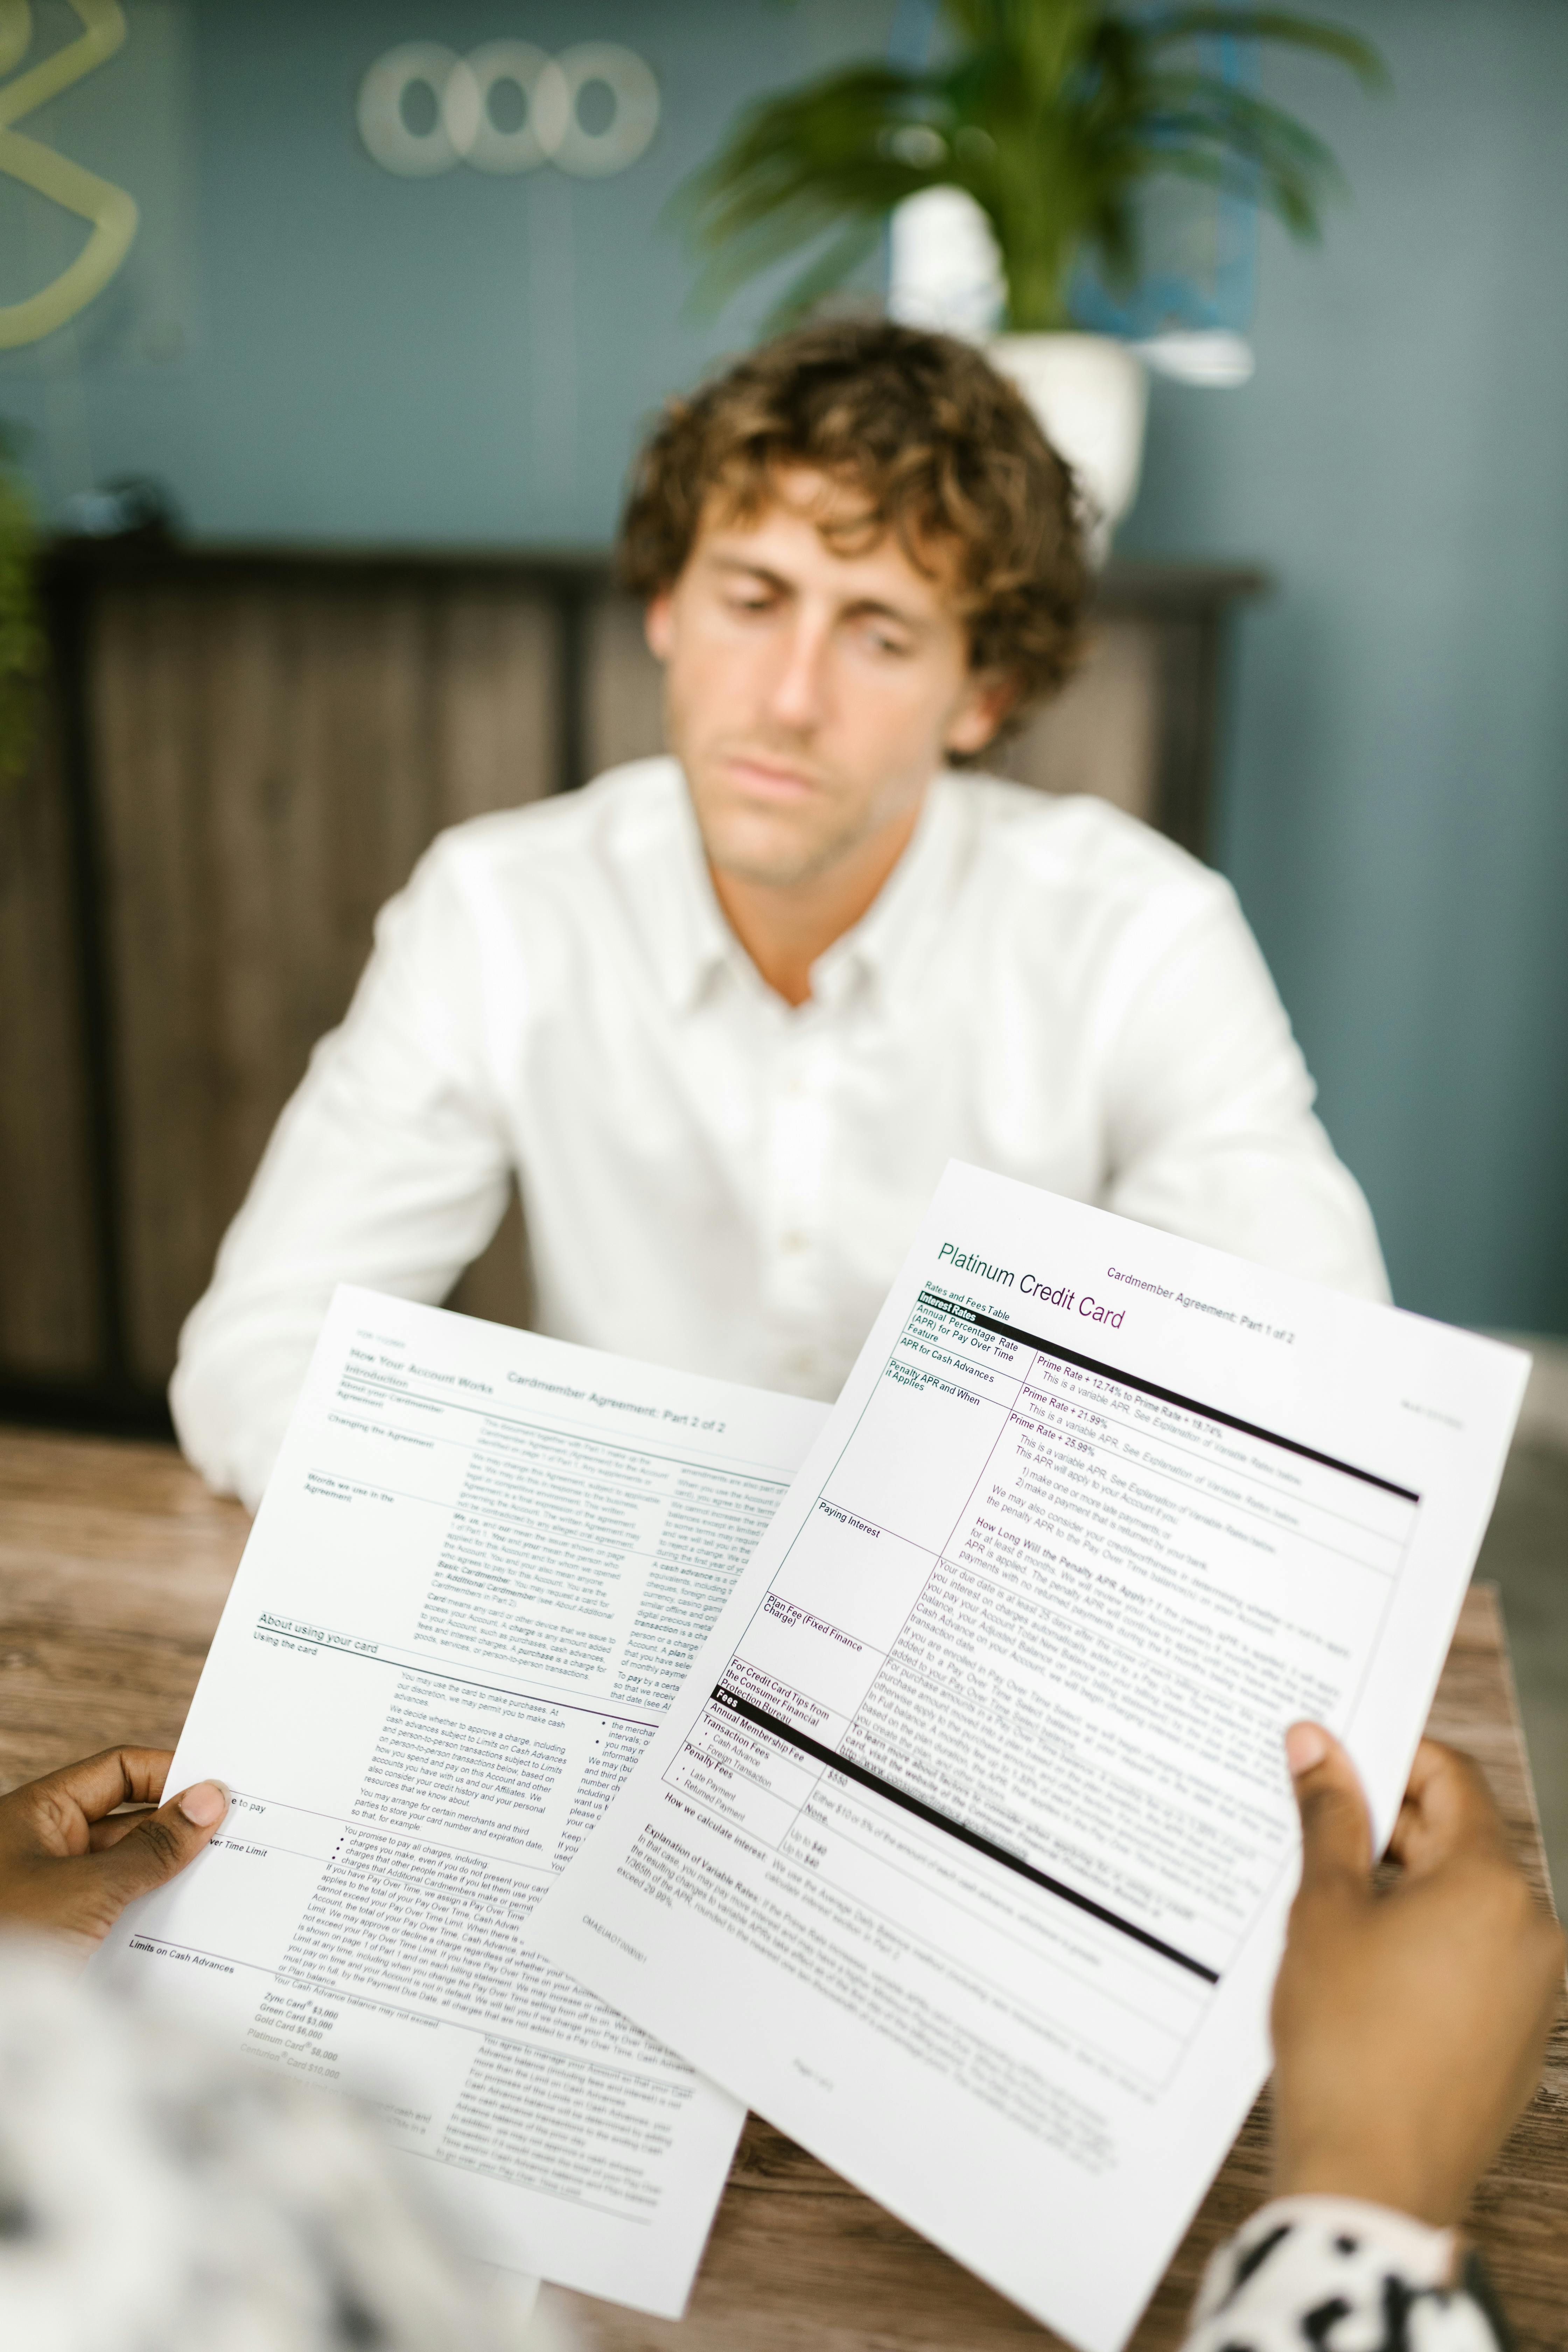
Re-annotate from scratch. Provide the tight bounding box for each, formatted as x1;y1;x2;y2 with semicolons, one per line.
0;1937;546;2352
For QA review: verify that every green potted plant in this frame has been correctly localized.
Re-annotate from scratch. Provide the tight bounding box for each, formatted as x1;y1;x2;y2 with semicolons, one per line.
0;429;41;786
680;0;1385;553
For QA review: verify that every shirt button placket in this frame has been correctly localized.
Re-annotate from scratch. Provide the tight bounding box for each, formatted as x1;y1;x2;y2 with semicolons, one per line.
769;1032;829;1389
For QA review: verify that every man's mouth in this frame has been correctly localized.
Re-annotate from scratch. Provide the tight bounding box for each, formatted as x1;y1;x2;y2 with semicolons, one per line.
720;751;822;803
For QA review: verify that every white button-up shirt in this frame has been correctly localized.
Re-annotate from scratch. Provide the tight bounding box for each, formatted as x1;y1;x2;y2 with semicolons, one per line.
172;758;1388;1508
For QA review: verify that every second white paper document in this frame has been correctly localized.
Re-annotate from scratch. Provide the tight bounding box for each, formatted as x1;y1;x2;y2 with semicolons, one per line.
93;1288;827;2316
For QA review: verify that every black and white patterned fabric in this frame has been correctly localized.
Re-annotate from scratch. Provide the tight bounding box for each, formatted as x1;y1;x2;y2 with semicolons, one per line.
0;1939;546;2352
1185;2196;1507;2351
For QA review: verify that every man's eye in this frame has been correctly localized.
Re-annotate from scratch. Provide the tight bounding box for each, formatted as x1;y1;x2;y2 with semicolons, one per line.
727;591;773;615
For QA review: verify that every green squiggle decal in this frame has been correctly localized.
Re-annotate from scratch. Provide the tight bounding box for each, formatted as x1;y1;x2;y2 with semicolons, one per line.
0;0;140;350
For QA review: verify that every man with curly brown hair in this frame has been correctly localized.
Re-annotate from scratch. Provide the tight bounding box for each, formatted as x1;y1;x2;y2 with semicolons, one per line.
174;322;1387;1508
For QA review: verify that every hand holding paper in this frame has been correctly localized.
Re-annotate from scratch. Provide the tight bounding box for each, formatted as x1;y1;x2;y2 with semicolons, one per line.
1272;1725;1562;2225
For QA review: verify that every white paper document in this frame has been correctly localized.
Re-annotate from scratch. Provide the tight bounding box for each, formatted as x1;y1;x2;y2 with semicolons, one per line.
529;1162;1530;2352
93;1286;827;2317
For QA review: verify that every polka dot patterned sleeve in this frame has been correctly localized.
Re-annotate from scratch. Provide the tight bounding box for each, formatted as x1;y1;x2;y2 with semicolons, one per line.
1184;2198;1507;2352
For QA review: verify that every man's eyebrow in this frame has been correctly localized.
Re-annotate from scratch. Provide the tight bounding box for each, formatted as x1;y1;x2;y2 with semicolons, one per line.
707;555;790;590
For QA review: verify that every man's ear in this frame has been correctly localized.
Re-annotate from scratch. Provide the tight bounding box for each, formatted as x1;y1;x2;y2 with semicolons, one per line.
944;671;1020;758
645;590;674;663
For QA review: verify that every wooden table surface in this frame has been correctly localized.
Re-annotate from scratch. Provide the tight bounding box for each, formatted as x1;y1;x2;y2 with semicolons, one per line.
2;1427;1564;2351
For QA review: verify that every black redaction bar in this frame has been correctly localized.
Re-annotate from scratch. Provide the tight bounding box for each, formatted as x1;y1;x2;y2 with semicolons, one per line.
712;1685;1220;1985
917;1290;1419;1504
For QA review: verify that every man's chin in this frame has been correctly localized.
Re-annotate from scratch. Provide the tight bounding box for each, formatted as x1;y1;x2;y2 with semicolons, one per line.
696;806;849;892
707;838;833;891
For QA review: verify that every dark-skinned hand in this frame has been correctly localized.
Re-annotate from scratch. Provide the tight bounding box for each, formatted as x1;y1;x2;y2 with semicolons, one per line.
0;1748;228;1962
1272;1723;1564;2226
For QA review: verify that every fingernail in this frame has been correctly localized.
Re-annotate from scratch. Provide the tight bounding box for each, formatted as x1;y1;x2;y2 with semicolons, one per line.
177;1781;228;1828
1284;1723;1329;1777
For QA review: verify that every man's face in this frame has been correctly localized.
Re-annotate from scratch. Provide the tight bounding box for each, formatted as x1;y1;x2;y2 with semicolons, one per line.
645;470;1008;890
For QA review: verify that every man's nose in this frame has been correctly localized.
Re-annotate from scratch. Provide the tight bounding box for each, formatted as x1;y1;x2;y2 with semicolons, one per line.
765;617;830;733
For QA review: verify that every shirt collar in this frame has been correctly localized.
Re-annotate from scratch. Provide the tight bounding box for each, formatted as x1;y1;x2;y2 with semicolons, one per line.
644;763;973;1016
641;769;743;1014
810;774;968;1007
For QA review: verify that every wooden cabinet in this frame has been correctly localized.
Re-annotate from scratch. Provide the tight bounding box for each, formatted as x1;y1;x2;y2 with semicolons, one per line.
0;547;1262;1431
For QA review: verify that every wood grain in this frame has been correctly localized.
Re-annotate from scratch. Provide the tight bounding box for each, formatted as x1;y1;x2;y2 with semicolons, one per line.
88;572;556;1385
0;671;100;1376
993;618;1161;823
583;588;665;783
0;1428;247;1782
3;1437;1558;2350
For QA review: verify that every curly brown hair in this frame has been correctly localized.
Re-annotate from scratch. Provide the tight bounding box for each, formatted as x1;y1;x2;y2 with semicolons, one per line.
618;320;1090;728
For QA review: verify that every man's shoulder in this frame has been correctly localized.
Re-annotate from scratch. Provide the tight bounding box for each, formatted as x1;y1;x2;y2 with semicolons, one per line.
954;774;1223;909
420;757;685;896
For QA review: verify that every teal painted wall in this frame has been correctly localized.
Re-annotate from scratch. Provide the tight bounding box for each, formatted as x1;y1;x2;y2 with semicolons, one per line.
3;0;1565;1332
0;0;897;538
1120;0;1568;1336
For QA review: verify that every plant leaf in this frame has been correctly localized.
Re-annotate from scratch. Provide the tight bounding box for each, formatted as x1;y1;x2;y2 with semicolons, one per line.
672;2;1387;326
1146;9;1390;91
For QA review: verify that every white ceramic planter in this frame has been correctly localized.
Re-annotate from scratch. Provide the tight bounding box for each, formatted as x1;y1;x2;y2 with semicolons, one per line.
987;332;1149;566
886;192;1152;565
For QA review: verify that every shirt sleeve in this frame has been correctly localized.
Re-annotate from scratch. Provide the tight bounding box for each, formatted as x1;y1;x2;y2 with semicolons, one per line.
1183;2197;1505;2350
170;839;515;1510
1097;874;1390;1302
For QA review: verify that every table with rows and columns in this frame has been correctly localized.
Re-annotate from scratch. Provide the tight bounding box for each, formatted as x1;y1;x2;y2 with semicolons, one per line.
2;1425;1565;2352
